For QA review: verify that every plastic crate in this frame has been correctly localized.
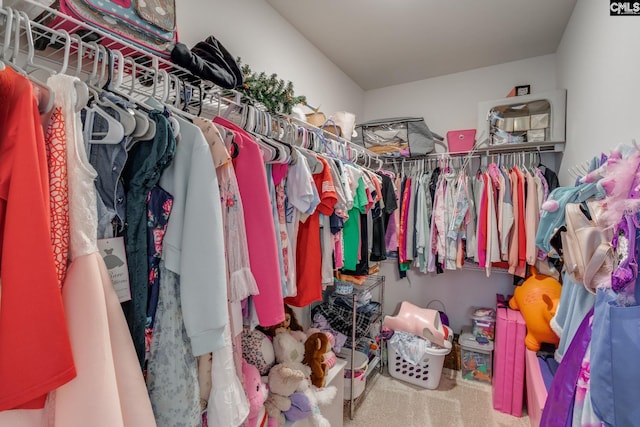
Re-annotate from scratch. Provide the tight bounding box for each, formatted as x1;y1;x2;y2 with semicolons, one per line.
472;307;496;341
387;327;452;389
460;332;494;384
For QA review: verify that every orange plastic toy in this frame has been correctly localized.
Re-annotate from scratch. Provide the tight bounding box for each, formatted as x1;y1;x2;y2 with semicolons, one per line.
509;267;562;351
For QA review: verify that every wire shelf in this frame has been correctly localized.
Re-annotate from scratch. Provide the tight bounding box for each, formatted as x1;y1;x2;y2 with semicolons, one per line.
0;0;382;167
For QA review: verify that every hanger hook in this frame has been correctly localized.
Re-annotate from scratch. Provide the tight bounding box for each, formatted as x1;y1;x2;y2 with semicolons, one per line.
158;69;169;103
86;41;99;86
11;9;22;67
70;34;83;77
57;29;71;75
2;8;14;64
96;45;109;88
110;49;125;91
126;57;137;97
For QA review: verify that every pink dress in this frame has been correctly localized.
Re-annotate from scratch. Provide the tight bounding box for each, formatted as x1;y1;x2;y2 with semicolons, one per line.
48;74;156;427
213;117;284;327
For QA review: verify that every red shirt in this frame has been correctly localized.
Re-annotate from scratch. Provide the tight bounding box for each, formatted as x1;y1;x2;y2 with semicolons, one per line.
0;68;76;410
285;156;337;307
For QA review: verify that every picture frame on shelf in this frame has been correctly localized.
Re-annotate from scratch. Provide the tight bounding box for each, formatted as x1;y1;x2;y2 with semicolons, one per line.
515;85;531;96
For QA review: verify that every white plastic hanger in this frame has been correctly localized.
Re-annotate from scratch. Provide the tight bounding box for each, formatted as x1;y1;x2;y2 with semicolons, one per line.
82;47;125;145
15;11;56;114
92;47;136;137
0;7;10;71
84;89;125;145
0;7;13;68
106;51;149;137
123;58;156;146
69;35;89;112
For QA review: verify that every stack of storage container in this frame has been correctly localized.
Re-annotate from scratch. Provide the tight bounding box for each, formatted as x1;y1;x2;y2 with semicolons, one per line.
460;308;495;384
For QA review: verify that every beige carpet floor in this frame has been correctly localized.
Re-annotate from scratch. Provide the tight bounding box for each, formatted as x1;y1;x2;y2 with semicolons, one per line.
343;369;530;427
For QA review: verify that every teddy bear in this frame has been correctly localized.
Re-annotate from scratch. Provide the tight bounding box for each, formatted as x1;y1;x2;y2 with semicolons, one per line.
263;332;315;426
272;331;311;378
303;332;331;388
264;364;308;427
242;359;268;427
268;330;337;427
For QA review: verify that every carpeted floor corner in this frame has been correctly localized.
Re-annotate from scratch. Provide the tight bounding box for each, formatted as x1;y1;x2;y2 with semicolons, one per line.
343;369;530;427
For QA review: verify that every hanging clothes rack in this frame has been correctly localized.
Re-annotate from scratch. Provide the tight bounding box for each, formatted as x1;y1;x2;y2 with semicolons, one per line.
0;0;382;168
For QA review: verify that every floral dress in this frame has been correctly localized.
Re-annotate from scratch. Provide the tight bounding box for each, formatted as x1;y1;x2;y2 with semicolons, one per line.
145;186;173;371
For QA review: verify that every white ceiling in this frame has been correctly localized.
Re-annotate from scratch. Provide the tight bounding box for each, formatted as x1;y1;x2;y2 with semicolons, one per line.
266;0;577;91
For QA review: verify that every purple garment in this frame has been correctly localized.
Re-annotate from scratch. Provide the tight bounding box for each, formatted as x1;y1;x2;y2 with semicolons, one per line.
611;214;638;296
312;312;347;353
540;307;594;427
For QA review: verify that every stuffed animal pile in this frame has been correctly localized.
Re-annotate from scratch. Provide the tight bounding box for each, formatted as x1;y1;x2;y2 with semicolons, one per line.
241;306;338;427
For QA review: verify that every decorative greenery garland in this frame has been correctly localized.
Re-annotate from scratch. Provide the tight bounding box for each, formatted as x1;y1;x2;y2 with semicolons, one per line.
233;58;307;115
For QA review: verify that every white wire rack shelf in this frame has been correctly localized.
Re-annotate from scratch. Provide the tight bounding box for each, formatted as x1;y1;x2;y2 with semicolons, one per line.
0;0;382;167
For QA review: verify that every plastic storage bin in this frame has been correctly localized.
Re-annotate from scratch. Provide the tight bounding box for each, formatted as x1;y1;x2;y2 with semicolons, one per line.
460;332;494;384
388;326;453;389
472;308;496;341
339;349;369;399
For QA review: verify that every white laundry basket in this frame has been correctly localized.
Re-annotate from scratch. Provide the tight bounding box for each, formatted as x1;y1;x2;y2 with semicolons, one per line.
388;326;453;389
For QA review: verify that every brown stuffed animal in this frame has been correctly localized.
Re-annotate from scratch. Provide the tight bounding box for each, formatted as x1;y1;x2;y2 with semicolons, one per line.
303;332;331;388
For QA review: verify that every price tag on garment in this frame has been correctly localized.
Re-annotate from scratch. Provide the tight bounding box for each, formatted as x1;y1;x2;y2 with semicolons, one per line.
98;237;132;303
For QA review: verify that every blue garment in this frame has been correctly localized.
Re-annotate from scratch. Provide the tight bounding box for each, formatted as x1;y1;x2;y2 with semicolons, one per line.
122;111;176;367
591;288;640;427
591;228;640;427
82;103;129;239
330;213;344;234
535;183;605;256
551;272;595;362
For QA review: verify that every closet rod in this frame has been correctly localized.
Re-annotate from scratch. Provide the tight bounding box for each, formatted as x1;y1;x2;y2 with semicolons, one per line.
383;140;563;166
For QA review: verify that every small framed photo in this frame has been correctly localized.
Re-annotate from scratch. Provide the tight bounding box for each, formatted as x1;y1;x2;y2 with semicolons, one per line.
516;85;531;96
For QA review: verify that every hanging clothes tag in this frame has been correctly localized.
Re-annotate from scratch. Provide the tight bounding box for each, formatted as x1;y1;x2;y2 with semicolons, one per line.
98;237;132;303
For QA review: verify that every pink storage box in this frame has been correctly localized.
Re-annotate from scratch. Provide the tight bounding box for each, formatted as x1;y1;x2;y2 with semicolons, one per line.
525;349;546;427
492;306;526;417
446;129;476;153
